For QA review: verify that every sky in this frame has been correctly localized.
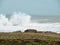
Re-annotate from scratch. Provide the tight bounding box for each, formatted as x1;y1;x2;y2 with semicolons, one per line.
0;0;60;15
0;0;60;32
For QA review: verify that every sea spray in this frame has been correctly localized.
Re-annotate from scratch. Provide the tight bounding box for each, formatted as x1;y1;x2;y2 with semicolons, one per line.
0;12;31;26
0;12;60;33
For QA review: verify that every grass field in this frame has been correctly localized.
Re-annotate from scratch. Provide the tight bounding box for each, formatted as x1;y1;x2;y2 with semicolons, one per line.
0;32;60;41
0;30;60;45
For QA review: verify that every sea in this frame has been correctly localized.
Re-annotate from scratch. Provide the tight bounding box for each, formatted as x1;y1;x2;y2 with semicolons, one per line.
31;15;60;33
31;15;60;23
0;13;60;33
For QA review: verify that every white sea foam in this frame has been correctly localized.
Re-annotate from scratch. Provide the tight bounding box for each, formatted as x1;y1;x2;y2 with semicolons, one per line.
0;12;60;33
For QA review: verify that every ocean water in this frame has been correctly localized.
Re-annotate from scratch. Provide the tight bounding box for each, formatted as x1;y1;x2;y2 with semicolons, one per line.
31;15;60;23
0;13;60;33
30;15;60;33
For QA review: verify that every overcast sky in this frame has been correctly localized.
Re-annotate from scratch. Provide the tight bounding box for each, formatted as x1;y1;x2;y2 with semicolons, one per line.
0;0;60;15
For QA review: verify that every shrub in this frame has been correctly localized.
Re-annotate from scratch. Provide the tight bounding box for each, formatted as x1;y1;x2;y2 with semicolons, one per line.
24;29;37;33
13;31;21;33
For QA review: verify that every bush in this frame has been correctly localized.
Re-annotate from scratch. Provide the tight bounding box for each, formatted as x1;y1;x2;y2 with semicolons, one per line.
24;29;37;33
13;31;21;33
